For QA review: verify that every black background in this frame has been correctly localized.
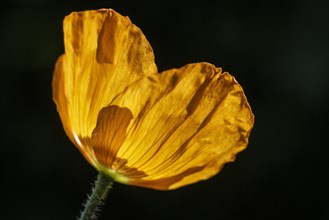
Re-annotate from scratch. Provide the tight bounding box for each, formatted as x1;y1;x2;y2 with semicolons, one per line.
0;0;328;219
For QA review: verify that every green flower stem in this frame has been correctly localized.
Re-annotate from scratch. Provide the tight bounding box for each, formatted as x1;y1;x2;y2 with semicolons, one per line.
79;171;114;220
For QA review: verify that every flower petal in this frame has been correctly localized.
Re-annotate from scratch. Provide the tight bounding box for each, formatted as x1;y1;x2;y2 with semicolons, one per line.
52;9;157;160
105;62;254;190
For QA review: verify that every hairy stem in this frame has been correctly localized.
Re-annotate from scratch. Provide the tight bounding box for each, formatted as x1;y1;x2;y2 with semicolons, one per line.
79;172;114;220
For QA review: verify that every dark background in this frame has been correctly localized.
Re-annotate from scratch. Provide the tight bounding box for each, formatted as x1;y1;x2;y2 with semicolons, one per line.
0;0;328;219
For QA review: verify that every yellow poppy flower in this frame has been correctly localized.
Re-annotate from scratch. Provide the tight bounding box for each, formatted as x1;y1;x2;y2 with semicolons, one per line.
52;9;254;190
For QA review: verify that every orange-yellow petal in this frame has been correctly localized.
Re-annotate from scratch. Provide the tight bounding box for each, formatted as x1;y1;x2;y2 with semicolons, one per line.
97;63;254;190
52;9;157;167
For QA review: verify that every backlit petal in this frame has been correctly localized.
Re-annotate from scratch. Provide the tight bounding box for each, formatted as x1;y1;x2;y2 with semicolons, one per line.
52;9;157;166
102;63;254;190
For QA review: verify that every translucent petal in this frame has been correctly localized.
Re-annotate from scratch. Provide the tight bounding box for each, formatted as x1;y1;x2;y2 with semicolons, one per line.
52;9;157;164
105;63;254;190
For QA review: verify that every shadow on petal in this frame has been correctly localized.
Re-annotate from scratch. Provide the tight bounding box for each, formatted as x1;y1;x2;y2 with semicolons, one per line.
91;105;133;169
128;166;205;190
